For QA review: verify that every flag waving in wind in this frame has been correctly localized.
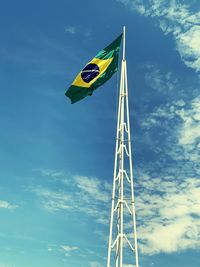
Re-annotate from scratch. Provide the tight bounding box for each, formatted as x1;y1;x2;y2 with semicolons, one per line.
65;33;122;104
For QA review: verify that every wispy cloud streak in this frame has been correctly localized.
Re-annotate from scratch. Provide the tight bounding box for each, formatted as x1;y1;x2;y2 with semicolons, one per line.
31;171;111;224
118;0;200;71
0;200;17;210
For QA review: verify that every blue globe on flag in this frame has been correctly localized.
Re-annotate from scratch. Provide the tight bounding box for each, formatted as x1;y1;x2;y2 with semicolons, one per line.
81;63;100;83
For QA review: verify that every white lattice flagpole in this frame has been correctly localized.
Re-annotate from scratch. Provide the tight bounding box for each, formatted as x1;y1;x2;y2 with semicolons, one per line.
106;26;139;267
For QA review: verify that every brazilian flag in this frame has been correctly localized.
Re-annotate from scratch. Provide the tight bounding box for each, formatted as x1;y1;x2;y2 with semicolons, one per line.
65;33;122;104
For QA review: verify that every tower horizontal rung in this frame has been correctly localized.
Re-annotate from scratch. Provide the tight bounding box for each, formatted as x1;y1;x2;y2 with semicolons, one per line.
116;139;131;143
113;198;132;214
111;233;135;252
120;93;127;96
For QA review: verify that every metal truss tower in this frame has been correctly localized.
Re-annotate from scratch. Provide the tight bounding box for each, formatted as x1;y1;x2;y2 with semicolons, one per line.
106;27;139;267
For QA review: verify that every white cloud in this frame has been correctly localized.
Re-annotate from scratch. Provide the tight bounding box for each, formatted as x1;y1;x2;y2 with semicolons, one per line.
140;88;200;161
31;171;111;225
178;96;200;146
0;200;17;210
118;0;200;72
38;168;66;178
177;25;200;71
60;245;78;256
137;173;200;255
138;88;200;254
61;245;78;252
47;244;79;257
65;26;76;34
144;65;178;93
121;61;200;257
141;96;184;130
65;26;92;39
32;187;71;212
74;176;110;202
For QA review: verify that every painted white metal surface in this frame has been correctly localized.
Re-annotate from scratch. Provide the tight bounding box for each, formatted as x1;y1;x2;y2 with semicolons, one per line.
106;27;139;267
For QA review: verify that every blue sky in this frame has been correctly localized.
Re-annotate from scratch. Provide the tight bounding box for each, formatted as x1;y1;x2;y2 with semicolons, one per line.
0;0;200;266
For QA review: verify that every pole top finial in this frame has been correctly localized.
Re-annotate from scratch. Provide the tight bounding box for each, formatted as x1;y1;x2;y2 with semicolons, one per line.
123;26;126;60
